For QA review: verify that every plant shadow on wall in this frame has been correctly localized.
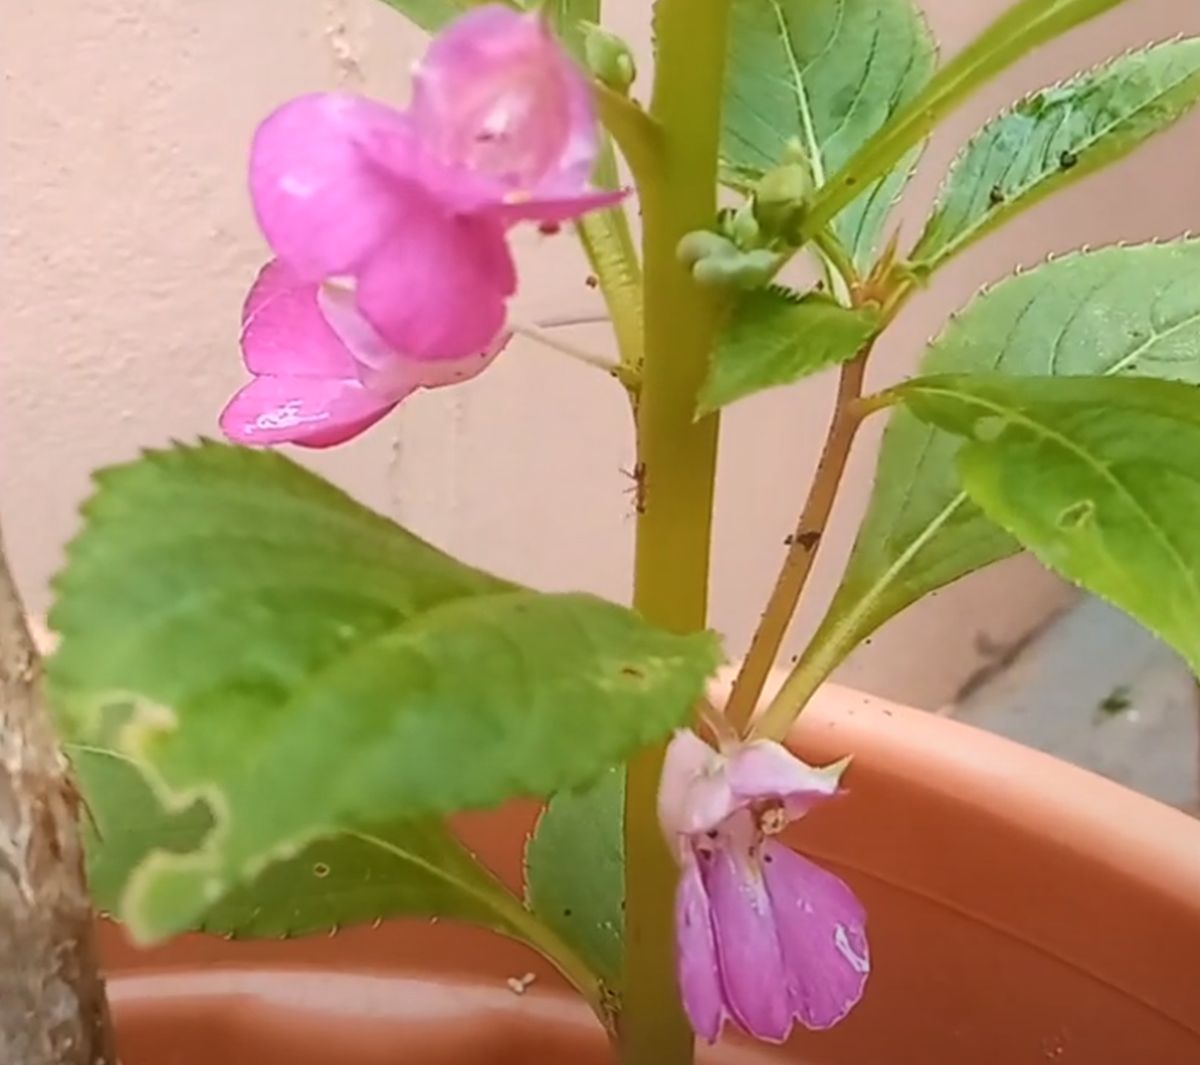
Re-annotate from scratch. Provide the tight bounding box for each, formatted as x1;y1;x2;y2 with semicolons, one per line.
32;1;1200;1063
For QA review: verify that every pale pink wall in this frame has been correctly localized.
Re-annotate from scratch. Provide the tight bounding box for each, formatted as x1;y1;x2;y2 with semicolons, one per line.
3;0;1197;708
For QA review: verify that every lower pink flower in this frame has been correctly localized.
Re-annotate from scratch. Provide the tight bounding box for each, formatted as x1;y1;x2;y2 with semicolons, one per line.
658;730;870;1044
221;259;506;448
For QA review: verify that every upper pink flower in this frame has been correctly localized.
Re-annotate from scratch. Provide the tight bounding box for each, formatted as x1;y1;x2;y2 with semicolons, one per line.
659;731;869;1045
407;5;621;226
247;5;620;364
223;6;620;448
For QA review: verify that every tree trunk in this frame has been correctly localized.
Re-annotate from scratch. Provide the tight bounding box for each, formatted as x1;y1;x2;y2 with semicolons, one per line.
0;532;115;1064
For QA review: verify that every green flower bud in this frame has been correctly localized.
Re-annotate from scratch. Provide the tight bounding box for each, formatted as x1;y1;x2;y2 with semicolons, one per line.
728;203;761;250
753;159;814;240
582;23;636;94
692;248;778;289
729;249;778;287
677;230;736;267
692;255;745;288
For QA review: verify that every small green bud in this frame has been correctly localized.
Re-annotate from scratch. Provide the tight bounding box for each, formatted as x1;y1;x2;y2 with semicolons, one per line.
753;160;814;240
677;230;736;267
691;248;778;289
779;138;809;166
756;162;814;206
582;23;637;94
692;255;744;288
730;249;778;286
729;203;761;250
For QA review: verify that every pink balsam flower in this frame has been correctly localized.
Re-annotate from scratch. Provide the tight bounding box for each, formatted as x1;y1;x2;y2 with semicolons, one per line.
658;730;870;1044
224;5;619;447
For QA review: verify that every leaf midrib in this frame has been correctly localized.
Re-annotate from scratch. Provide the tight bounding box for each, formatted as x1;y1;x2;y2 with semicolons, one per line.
348;828;520;933
769;0;827;185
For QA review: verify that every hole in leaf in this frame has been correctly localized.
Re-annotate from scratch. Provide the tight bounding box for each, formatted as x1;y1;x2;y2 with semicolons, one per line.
312;862;331;879
1057;500;1095;530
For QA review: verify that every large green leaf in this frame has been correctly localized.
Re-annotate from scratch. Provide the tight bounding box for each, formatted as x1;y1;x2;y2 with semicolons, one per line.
721;0;935;267
699;287;878;414
799;240;1200;694
914;39;1200;271
50;443;720;939
897;374;1200;674
526;766;624;990
73;744;523;939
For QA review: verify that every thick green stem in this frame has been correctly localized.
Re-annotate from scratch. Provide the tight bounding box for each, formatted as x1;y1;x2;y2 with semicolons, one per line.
620;2;730;1063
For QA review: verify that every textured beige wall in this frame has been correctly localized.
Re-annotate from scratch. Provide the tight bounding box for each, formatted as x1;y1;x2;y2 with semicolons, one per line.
3;0;1198;708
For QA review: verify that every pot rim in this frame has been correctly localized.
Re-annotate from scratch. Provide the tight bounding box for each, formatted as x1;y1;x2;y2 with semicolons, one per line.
789;679;1200;903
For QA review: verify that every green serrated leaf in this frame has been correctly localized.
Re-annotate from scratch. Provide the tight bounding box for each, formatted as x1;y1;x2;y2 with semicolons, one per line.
526;766;624;990
897;374;1200;673
71;745;213;910
802;0;1132;245
699;288;878;414
914;39;1200;271
49;443;721;939
203;822;521;939
721;0;935;267
799;239;1200;696
73;744;521;940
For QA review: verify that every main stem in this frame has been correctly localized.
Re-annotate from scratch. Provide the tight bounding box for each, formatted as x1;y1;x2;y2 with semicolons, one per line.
620;1;730;1062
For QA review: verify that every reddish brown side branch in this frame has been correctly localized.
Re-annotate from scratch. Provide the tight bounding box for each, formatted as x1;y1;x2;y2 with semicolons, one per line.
0;532;115;1064
725;354;869;733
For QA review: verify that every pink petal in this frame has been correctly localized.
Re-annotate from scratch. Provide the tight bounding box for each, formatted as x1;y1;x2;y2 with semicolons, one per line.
241;260;358;378
726;742;847;821
316;282;511;388
356;208;514;360
658;730;734;842
316;281;406;374
250;93;418;280
220;374;400;449
762;840;870;1031
703;823;793;1043
675;853;727;1043
411;6;600;199
406;330;512;390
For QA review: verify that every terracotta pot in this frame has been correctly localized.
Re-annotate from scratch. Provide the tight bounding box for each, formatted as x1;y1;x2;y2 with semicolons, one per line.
102;683;1200;1063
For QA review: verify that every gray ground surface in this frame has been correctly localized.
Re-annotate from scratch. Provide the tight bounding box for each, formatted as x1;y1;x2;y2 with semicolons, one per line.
946;595;1199;814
